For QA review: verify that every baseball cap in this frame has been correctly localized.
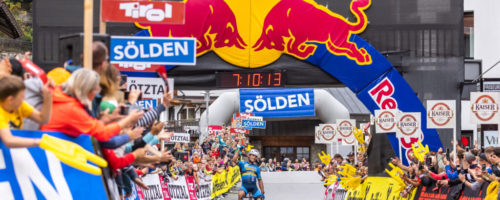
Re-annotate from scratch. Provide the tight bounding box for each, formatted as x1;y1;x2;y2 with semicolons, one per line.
479;153;488;161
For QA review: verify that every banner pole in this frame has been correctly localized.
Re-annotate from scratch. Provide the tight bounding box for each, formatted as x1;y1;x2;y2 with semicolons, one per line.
99;0;106;34
354;142;358;165
453;127;457;163
330;143;334;156
398;137;403;162
83;0;93;69
336;141;340;155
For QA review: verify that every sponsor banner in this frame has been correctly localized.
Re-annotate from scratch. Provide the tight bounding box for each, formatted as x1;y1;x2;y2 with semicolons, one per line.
242;120;266;129
396;112;421;139
357;68;443;165
426;100;456;129
136;99;158;110
470;92;500;124
484;130;500;147
230;128;249;135
336;119;356;145
233;112;254;118
316;124;337;144
101;0;185;24
345;177;416;199
375;109;399;133
413;180;490;200
127;77;174;99
170;133;190;143
0;130;107;199
324;182;347;200
136;174;165;200
114;63;164;72
110;36;196;65
484;81;500;92
208;125;223;137
239;88;315;118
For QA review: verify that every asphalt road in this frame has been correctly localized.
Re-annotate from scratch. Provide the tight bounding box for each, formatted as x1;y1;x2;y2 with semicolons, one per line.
221;171;325;200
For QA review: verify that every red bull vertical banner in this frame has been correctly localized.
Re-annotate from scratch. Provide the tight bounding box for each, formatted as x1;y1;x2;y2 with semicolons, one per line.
137;0;442;164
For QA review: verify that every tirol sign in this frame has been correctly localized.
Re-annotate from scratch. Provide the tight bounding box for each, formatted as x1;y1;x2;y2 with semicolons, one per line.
396;112;421;138
336;119;356;145
101;0;185;24
239;88;315;118
426;100;455;129
374;109;398;133
470;92;500;124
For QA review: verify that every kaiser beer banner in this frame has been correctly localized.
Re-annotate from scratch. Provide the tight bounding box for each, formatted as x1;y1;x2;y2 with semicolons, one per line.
396;112;421;139
336;119;356;145
316;124;337;144
426;100;455;129
101;0;185;24
0;131;107;199
470;92;500;124
375;109;398;133
239;88;315;118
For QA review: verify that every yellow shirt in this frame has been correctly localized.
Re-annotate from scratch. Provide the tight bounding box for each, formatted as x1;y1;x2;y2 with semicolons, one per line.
0;101;34;129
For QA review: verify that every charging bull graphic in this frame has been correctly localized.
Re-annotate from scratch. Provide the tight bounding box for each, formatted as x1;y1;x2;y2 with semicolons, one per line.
136;0;443;165
253;0;372;65
138;0;246;56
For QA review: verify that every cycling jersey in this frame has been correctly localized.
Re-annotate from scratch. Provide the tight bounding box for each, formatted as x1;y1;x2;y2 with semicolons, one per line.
238;161;264;198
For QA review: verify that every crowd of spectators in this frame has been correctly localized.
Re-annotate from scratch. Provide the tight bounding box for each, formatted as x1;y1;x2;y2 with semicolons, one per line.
0;44;266;199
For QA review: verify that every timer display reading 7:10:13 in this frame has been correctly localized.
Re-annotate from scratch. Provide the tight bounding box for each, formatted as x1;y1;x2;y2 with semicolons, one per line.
216;71;284;88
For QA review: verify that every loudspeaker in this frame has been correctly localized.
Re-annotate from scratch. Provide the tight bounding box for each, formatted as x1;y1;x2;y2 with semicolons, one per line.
58;33;110;67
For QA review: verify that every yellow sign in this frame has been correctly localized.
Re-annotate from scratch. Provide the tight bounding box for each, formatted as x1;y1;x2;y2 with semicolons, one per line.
346;177;416;200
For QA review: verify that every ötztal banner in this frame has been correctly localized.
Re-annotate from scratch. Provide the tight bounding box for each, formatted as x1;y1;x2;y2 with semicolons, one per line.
336;119;356;145
396;112;421;139
470;92;500;124
374;109;399;133
426;100;455;129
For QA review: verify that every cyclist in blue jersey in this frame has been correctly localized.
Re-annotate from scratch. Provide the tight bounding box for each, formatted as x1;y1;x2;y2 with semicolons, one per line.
233;148;265;200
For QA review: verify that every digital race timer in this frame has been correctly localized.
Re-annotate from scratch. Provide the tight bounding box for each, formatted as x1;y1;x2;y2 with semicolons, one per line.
216;71;285;88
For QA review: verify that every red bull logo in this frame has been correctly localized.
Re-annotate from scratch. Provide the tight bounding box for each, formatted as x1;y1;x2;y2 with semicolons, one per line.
137;0;246;56
253;0;372;65
138;0;373;68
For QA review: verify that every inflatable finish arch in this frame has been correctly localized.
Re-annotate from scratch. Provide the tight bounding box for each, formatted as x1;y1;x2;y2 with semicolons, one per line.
136;0;443;164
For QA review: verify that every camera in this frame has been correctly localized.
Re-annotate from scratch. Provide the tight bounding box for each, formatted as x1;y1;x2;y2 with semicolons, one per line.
425;157;432;166
120;105;130;115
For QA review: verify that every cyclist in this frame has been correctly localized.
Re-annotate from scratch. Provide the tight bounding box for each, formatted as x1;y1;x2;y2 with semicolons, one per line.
233;148;265;200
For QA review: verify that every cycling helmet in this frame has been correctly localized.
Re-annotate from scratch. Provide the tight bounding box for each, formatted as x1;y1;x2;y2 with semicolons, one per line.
248;149;260;157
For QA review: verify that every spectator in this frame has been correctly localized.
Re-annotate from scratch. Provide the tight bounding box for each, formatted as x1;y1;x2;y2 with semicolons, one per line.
0;75;52;147
41;68;143;141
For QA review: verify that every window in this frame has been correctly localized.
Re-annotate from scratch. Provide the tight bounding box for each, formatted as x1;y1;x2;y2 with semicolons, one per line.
296;147;310;161
263;146;310;163
464;12;474;58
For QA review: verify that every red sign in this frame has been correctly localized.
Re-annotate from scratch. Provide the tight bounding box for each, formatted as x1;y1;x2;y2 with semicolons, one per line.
230;128;249;135
113;63;163;72
208;125;223;136
101;0;185;24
